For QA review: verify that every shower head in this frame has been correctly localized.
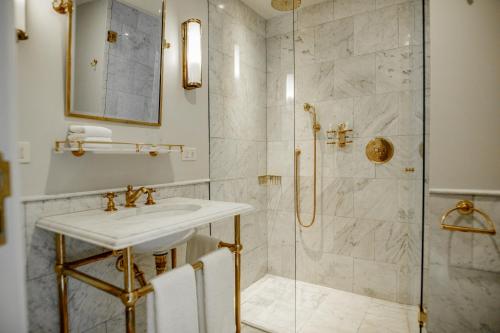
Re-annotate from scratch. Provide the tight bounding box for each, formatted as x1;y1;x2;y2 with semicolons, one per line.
304;103;321;132
303;103;315;114
271;0;301;11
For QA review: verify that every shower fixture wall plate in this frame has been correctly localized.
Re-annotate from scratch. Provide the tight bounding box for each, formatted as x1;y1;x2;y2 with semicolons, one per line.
326;123;353;147
271;0;301;11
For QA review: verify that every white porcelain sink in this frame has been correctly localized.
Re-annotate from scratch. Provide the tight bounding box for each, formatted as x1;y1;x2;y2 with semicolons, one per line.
134;203;201;253
37;197;254;250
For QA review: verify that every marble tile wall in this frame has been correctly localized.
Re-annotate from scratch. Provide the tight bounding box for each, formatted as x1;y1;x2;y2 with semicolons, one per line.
424;194;500;333
24;183;209;333
208;0;269;290
104;0;162;123
266;0;424;305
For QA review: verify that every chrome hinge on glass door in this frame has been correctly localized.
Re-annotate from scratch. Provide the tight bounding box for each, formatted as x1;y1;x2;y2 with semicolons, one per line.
0;153;11;246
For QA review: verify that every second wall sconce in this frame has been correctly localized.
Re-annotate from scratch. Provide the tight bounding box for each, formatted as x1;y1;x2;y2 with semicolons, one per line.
182;19;202;90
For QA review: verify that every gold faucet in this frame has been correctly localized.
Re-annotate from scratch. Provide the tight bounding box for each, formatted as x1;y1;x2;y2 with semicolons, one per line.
125;185;147;207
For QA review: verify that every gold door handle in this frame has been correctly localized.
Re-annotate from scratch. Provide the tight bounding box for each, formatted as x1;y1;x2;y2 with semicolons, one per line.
0;153;11;245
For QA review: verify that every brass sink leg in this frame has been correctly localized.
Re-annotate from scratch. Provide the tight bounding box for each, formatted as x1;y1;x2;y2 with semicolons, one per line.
55;234;69;333
154;252;168;275
234;215;242;333
171;248;177;269
122;247;136;333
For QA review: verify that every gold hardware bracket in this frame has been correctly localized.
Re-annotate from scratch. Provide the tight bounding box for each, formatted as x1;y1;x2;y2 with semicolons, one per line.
0;153;11;245
16;29;29;41
441;200;496;234
107;30;118;43
52;0;73;14
418;307;427;327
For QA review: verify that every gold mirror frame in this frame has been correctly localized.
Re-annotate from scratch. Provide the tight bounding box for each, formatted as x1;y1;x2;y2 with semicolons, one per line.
53;0;166;127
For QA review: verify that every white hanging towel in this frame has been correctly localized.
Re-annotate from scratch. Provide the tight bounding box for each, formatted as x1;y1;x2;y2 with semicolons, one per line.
186;234;221;264
199;248;235;333
68;125;112;138
147;265;199;333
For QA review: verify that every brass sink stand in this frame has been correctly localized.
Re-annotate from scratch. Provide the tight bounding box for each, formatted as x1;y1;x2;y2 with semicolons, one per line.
54;215;243;333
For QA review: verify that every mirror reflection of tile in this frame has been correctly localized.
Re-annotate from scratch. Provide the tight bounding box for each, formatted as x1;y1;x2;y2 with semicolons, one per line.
104;0;162;122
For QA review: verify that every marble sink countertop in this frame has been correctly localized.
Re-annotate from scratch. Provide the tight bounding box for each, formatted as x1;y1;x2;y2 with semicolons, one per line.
37;197;254;250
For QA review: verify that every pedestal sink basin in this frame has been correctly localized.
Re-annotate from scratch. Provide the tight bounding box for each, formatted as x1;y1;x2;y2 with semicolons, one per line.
37;197;254;251
133;203;202;253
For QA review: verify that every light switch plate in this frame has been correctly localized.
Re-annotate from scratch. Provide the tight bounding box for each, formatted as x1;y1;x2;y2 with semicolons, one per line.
181;148;197;161
18;141;31;164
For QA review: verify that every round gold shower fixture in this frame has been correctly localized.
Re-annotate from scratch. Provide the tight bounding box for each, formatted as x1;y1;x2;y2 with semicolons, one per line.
271;0;301;11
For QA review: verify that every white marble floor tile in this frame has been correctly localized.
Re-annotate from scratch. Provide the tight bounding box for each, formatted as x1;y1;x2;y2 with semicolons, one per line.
243;274;420;333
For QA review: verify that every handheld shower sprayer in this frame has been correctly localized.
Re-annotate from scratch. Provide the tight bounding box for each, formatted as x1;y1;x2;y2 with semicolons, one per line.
295;103;321;228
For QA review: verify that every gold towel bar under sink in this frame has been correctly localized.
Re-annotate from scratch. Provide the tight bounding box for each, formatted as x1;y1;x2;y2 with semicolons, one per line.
441;200;496;235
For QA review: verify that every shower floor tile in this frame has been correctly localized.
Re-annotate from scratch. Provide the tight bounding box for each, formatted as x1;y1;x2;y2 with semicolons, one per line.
242;275;419;333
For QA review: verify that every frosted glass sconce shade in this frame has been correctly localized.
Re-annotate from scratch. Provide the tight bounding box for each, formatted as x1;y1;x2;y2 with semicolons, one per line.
182;19;202;90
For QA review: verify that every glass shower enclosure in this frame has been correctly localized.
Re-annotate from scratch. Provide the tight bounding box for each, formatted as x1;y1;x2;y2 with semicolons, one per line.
208;0;425;332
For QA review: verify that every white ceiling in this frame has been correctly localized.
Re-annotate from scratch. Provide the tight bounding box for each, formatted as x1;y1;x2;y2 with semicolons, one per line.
241;0;325;19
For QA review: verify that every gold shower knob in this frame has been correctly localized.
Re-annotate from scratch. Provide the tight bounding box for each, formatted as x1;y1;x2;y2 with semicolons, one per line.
365;137;394;164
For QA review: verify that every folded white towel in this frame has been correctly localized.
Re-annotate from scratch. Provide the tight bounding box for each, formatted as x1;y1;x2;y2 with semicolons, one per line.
199;248;235;333
147;265;200;333
68;125;112;138
186;234;221;265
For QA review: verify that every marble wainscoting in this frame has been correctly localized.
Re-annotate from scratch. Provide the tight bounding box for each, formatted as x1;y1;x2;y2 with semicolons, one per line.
208;0;269;290
266;0;424;305
24;182;209;333
425;193;500;333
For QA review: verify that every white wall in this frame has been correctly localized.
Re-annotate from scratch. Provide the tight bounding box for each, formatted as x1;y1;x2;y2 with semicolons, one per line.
17;0;209;196
430;0;500;192
0;0;28;331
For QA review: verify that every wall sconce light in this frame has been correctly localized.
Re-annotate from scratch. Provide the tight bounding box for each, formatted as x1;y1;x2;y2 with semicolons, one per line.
182;19;202;90
14;0;28;41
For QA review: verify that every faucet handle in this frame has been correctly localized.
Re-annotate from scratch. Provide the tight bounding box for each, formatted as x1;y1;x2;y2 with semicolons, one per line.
103;192;118;212
145;188;156;206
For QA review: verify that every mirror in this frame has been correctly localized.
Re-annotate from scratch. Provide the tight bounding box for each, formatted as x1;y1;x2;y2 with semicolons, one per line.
67;0;165;126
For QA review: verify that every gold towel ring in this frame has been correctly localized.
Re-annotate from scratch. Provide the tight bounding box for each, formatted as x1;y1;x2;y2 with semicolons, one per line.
441;200;496;235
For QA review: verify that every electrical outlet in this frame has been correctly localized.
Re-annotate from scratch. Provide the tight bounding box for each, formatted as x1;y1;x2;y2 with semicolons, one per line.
18;141;31;164
181;148;197;161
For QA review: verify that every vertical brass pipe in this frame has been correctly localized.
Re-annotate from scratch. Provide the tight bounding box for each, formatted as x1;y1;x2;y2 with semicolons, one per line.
171;248;177;268
234;215;242;333
55;234;69;333
122;247;135;333
154;253;168;275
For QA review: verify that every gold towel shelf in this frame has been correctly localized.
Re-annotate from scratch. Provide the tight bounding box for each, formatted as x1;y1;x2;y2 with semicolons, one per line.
441;200;496;235
54;140;184;157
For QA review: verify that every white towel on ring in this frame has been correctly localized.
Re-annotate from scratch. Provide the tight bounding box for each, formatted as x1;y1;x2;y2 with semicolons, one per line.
68;125;112;138
147;265;200;333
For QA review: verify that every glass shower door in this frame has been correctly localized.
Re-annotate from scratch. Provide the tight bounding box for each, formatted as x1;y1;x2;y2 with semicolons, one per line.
292;1;425;332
